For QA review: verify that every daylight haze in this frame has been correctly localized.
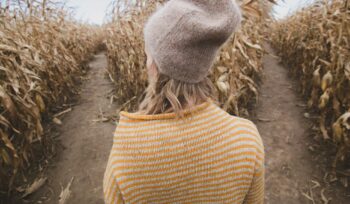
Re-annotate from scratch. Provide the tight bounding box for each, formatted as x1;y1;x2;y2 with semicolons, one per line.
66;0;317;24
66;0;111;24
272;0;316;19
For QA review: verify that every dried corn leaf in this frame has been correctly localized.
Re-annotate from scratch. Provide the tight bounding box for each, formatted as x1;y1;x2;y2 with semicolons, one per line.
22;177;47;198
0;0;103;193
58;177;74;204
271;0;350;171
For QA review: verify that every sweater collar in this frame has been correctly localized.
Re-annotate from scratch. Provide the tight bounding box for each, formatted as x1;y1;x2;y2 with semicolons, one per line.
120;101;212;120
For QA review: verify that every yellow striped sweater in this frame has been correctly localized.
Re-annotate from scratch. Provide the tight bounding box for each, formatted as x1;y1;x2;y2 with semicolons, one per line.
103;102;264;204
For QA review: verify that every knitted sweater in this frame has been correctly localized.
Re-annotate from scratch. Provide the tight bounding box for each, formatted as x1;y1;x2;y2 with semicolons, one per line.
103;102;264;204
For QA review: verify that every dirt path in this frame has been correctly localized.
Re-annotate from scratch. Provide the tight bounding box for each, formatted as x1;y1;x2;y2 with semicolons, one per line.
255;44;350;204
29;53;117;204
18;49;349;204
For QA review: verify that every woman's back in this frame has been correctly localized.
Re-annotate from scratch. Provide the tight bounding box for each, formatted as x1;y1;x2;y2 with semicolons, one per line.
103;1;264;203
103;102;264;204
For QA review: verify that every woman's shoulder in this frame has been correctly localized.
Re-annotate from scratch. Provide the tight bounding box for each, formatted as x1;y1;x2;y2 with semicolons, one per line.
218;110;264;151
209;103;259;129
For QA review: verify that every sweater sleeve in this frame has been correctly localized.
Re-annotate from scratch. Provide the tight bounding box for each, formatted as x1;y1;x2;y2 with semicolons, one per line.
103;121;127;204
244;124;265;204
103;157;125;204
244;160;265;204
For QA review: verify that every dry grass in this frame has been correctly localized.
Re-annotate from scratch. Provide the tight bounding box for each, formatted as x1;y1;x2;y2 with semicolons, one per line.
105;0;274;115
271;0;350;170
0;0;103;192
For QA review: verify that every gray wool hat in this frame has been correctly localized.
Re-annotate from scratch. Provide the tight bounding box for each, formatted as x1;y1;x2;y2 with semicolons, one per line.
144;0;242;83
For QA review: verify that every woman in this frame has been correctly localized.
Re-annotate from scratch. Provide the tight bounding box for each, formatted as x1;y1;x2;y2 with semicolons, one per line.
103;0;264;203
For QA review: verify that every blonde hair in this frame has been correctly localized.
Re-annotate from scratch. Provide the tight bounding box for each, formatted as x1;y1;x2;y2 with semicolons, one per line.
138;72;217;117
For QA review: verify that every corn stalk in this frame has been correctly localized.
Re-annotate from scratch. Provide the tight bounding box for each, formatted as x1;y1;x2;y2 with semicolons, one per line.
271;0;350;170
0;0;103;193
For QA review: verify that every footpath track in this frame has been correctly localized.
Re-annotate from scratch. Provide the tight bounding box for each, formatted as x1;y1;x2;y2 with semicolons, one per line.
256;44;350;204
24;50;350;204
30;53;117;204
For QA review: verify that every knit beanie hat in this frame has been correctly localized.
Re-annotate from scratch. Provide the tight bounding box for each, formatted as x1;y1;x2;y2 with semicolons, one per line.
144;0;242;83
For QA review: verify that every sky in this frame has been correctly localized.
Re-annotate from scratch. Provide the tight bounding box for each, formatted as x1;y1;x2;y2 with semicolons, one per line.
272;0;316;19
64;0;316;24
66;0;112;24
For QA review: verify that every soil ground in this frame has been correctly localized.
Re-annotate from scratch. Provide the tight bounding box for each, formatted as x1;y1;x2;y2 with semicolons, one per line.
25;53;117;204
9;47;350;203
254;44;350;204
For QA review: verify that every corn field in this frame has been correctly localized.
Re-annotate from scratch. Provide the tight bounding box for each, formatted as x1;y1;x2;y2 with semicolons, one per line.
271;0;350;169
0;0;103;192
1;0;350;201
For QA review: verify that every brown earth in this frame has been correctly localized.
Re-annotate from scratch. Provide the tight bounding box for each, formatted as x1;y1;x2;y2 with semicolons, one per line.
18;53;118;204
254;44;350;204
8;47;350;203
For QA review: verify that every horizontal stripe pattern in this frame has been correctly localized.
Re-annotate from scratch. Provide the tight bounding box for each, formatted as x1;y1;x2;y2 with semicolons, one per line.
103;102;264;204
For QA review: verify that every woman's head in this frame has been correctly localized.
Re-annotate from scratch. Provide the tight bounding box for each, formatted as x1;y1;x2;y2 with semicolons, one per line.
139;0;242;115
139;49;217;116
